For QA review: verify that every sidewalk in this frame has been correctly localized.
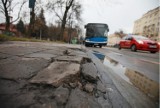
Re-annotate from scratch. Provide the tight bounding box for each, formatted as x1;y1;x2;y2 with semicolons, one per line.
0;41;157;108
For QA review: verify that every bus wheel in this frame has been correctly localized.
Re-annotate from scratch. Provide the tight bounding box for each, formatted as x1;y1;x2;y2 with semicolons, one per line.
85;43;88;47
99;45;102;48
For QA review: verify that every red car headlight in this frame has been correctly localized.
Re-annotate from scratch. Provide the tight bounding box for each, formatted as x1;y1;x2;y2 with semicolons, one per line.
137;40;144;44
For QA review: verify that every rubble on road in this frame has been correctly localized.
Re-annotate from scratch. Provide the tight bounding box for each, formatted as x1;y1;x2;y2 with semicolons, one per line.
66;88;101;108
81;63;99;83
0;42;109;108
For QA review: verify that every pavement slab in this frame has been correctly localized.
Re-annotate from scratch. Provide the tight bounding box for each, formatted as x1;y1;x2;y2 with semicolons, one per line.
41;48;66;56
25;53;57;60
30;61;80;87
0;57;50;79
0;92;36;108
0;53;11;60
66;88;101;108
0;46;44;56
54;86;69;105
55;55;83;63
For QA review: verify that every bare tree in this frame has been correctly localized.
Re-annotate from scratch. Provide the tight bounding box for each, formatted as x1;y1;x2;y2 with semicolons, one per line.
47;0;82;41
0;0;27;32
114;29;126;38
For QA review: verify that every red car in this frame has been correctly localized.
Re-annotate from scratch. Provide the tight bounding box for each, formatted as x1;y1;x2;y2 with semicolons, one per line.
118;35;159;53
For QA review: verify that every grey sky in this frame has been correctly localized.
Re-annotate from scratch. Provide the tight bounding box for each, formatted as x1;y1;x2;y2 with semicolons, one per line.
0;0;159;35
81;0;159;35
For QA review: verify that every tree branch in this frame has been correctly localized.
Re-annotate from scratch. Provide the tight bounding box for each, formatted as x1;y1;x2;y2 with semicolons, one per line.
11;0;27;23
10;2;20;11
4;0;8;6
1;0;5;6
0;5;5;11
53;7;62;21
66;12;72;22
0;10;5;15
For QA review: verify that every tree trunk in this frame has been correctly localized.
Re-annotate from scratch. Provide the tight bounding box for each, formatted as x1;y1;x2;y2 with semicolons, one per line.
4;2;10;32
59;0;74;41
5;12;10;32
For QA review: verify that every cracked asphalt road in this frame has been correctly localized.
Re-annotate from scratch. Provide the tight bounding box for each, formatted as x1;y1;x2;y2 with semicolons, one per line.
0;41;157;108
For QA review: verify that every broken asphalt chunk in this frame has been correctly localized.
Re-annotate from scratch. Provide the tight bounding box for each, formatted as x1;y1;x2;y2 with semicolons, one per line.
30;62;80;87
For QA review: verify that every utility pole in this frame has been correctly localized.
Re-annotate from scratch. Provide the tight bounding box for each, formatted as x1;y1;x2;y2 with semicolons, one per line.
68;14;73;44
40;29;42;40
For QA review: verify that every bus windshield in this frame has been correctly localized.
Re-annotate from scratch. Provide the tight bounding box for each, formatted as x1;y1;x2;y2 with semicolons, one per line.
86;24;109;37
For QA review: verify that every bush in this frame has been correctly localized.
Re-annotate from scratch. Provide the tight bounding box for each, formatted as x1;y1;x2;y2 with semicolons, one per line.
0;34;49;42
0;34;9;41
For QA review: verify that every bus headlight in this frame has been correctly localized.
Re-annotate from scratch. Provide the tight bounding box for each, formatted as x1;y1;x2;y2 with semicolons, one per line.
85;39;89;42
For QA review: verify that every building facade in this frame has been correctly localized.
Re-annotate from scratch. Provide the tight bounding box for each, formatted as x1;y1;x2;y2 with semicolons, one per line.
108;34;121;46
0;23;18;35
133;7;160;41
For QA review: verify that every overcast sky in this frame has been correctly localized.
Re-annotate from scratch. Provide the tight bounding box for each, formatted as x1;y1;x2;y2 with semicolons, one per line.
0;0;159;35
81;0;159;35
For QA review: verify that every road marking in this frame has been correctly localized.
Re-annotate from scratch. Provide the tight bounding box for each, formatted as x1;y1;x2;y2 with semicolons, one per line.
111;50;160;65
138;59;160;65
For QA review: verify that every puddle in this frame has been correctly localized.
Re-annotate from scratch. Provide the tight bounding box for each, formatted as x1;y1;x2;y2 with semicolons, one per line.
93;51;159;103
92;51;105;61
103;57;131;84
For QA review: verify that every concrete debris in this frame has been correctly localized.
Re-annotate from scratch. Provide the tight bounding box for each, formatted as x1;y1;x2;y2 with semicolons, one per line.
30;62;80;87
69;82;77;88
65;88;101;108
55;55;83;63
54;86;69;105
82;63;99;83
63;50;70;55
84;83;95;93
96;80;106;93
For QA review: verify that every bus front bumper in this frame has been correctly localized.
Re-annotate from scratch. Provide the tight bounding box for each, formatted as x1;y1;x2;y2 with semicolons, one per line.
85;40;107;46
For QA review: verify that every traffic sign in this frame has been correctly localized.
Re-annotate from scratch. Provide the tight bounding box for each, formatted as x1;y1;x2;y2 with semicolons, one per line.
29;0;36;8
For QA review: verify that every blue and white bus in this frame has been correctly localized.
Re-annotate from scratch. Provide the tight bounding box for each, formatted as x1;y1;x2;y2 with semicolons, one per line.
84;23;109;48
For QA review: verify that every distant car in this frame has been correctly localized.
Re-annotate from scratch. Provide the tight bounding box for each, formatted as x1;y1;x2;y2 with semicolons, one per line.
118;35;159;53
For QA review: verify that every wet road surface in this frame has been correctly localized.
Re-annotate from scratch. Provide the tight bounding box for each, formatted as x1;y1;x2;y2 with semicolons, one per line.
89;46;159;105
88;47;159;83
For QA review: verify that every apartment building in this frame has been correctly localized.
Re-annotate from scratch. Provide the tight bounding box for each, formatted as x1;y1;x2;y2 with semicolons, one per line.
133;7;160;41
